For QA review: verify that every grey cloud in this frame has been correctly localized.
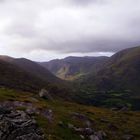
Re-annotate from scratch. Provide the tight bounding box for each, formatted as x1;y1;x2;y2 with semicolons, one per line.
36;37;140;53
0;0;140;60
70;0;96;5
69;0;107;6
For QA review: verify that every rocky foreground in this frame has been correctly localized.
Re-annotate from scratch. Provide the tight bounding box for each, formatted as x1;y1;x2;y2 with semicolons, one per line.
0;88;139;140
0;99;109;140
0;106;44;140
0;100;137;140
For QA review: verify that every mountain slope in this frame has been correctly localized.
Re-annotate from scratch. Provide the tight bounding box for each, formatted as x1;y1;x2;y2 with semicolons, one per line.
0;59;46;92
0;56;71;96
86;46;140;93
40;56;109;80
0;56;61;83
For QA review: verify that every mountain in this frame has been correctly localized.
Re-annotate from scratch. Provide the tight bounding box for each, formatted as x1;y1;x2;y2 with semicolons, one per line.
0;46;139;109
40;56;109;80
70;46;140;110
85;46;140;93
0;56;64;93
0;55;60;83
0;58;45;92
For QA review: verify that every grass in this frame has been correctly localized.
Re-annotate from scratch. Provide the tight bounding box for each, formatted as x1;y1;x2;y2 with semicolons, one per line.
0;87;140;140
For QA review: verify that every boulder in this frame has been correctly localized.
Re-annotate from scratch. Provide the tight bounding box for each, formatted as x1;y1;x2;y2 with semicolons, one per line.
39;89;53;101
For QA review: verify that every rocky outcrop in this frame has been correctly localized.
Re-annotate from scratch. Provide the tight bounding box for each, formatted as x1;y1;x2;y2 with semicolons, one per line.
0;107;44;140
59;113;108;140
0;101;54;123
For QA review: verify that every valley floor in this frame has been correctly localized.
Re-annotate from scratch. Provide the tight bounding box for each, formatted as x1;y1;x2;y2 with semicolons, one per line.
0;87;140;140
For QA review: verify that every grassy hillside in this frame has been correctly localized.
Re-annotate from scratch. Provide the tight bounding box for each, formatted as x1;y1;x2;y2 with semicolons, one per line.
72;85;140;110
0;59;46;92
40;56;109;80
0;55;61;83
0;58;71;99
70;47;140;110
0;87;139;140
84;46;140;93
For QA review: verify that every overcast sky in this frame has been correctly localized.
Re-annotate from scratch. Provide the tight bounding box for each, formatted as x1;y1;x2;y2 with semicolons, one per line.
0;0;140;61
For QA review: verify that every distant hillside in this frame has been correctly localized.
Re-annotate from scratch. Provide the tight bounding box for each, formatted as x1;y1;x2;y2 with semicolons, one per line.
0;56;67;94
85;46;140;93
0;59;45;92
40;56;109;80
0;56;61;83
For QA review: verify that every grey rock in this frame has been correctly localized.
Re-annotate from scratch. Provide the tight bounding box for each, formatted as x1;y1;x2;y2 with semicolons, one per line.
26;107;37;115
74;127;94;135
39;89;53;101
58;121;64;127
95;130;107;140
89;135;100;140
111;107;120;111
122;134;134;140
120;107;129;112
108;123;118;131
71;112;94;127
80;135;85;139
0;106;11;115
16;133;43;140
99;118;109;123
42;109;53;122
0;108;44;140
68;123;74;129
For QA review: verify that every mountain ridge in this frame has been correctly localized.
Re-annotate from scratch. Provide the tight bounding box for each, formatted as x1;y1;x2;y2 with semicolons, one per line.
40;56;109;80
0;56;68;95
85;46;140;93
0;55;60;83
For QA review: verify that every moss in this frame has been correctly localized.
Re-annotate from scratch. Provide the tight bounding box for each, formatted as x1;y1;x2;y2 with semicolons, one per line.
16;106;27;111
